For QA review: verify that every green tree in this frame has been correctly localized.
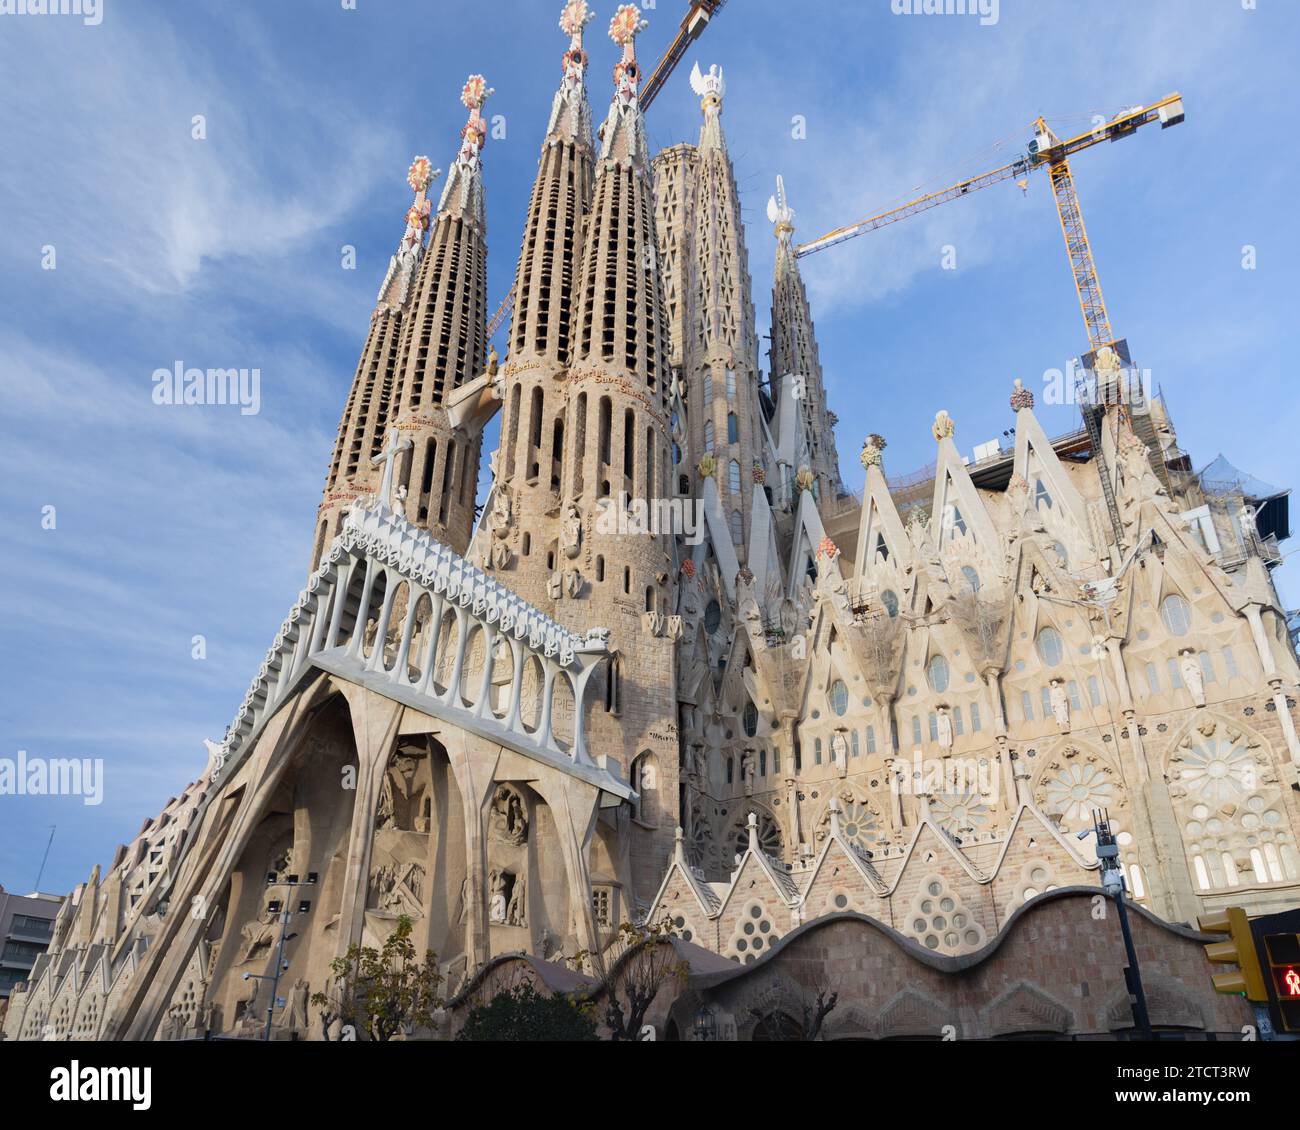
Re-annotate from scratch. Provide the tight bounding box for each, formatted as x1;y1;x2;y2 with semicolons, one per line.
310;915;443;1042
456;982;599;1042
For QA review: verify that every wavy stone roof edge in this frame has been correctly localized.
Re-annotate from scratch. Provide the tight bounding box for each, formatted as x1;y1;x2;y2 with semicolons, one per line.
687;886;1213;991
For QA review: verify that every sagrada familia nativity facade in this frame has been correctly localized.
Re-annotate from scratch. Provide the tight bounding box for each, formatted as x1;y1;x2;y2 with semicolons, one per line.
7;3;1299;1041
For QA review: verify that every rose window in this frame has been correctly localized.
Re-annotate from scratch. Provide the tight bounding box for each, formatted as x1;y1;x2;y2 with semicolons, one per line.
930;789;990;836
1180;736;1256;805
1040;762;1114;826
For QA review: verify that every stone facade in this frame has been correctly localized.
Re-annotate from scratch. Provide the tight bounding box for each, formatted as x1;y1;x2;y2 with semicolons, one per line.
5;1;1299;1042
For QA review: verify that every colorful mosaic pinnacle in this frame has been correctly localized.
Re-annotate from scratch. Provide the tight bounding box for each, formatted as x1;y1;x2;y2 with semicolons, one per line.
860;433;887;469
407;155;435;193
560;0;594;40
1010;377;1036;412
458;74;494;164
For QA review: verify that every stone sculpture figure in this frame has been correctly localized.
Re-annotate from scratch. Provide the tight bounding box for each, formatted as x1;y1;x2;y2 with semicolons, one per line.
935;709;954;750
506;876;526;926
562;503;582;558
490;786;528;844
238;905;279;965
488;871;509;923
1050;680;1070;731
1182;649;1206;706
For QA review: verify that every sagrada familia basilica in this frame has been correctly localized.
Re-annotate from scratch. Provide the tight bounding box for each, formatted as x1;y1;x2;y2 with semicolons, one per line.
6;3;1298;1041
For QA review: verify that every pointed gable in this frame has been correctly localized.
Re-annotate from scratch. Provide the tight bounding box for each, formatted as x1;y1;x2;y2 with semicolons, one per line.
929;412;999;555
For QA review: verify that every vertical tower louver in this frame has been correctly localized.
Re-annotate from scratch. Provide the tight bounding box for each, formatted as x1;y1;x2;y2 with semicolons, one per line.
565;5;681;895
387;75;494;555
311;155;443;572
483;0;596;610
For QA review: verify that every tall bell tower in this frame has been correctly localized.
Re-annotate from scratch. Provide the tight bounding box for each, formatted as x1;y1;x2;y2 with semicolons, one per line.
387;75;495;555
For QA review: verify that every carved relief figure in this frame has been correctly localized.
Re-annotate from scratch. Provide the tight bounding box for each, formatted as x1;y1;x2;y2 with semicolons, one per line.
489;786;529;845
238;905;280;965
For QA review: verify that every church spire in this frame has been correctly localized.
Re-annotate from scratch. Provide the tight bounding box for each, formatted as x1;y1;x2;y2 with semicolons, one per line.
690;61;727;152
384;75;495;553
310;154;444;572
767;175;843;503
598;4;651;166
546;0;596;143
435;73;493;232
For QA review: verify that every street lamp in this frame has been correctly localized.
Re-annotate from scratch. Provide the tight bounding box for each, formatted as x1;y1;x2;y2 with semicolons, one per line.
692;1004;717;1042
1079;811;1153;1040
244;871;317;1042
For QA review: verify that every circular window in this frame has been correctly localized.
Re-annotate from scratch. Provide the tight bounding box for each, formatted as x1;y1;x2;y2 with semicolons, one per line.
961;565;981;593
927;655;950;694
881;590;899;618
1036;627;1064;667
704;600;722;634
1161;594;1191;637
830;680;849;716
743;701;758;737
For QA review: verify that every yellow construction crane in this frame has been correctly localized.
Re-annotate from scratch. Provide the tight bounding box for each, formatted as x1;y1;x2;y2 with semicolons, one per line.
796;93;1186;357
486;0;727;340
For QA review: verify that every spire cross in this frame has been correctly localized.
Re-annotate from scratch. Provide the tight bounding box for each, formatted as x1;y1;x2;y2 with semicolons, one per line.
371;428;412;510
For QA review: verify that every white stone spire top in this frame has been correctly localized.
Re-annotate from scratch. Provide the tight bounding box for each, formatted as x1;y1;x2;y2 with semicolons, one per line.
690;61;726;104
692;61;727;151
767;175;796;243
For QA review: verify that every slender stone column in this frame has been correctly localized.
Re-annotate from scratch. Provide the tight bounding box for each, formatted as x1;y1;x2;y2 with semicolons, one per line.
333;687;405;955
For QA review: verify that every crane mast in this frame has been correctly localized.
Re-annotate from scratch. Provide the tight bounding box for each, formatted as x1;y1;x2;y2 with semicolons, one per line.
793;93;1185;549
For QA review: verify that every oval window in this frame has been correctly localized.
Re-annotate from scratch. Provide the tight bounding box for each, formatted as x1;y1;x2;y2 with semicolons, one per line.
881;590;899;618
743;701;759;737
830;680;849;716
927;655;950;693
1161;594;1191;637
961;566;981;594
1036;627;1064;667
704;599;722;634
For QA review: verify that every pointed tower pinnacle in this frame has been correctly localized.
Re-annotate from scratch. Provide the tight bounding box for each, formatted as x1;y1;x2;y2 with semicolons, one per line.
600;4;651;165
767;175;844;504
674;59;764;563
547;0;596;142
690;61;727;152
385;75;495;554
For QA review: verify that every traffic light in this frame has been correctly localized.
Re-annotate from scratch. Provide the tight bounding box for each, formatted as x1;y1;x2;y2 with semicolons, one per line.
1198;906;1268;1000
1258;920;1300;1034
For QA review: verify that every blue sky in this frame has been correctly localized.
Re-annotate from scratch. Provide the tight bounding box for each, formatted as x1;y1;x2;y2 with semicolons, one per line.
1;0;1297;895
